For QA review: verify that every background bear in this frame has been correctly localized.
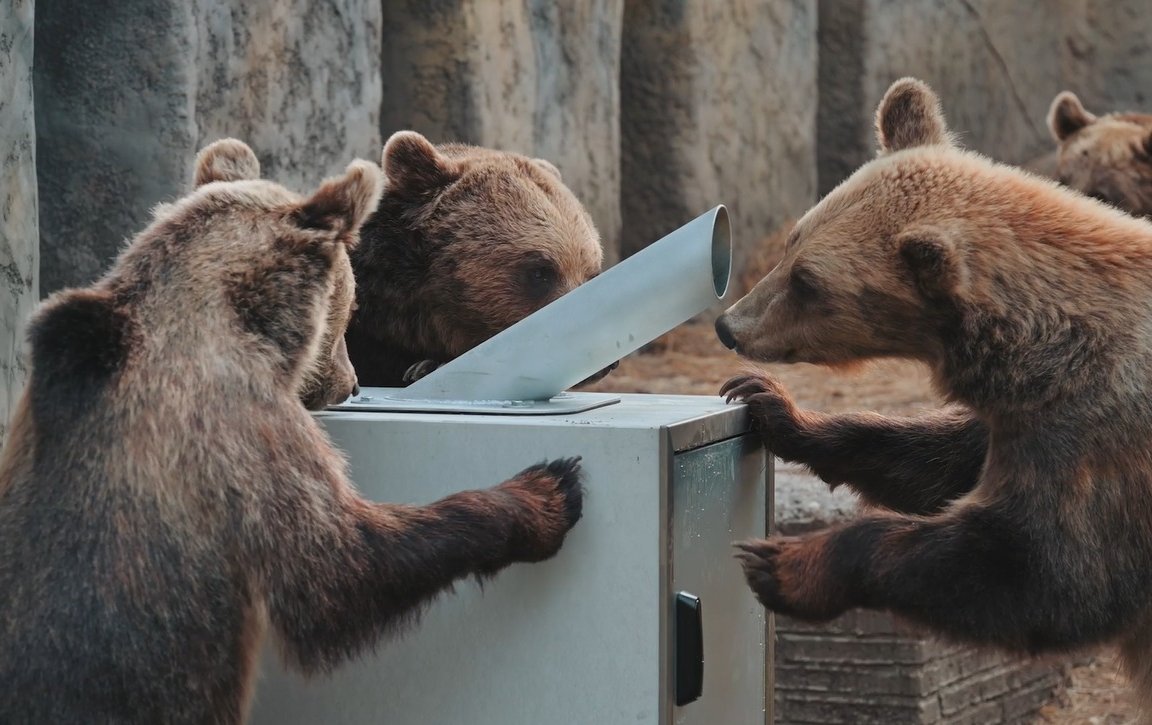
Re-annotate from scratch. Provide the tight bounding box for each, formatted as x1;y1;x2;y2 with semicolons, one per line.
345;131;605;386
716;78;1152;714
1048;90;1152;218
0;139;584;723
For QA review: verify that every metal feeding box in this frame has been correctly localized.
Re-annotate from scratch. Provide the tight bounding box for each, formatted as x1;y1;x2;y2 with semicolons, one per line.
248;393;773;724
246;206;774;722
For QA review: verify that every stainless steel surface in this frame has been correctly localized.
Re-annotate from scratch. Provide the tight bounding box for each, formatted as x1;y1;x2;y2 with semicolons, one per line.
317;393;749;439
667;406;751;453
670;434;770;725
330;387;622;415
249;394;769;725
403;206;732;402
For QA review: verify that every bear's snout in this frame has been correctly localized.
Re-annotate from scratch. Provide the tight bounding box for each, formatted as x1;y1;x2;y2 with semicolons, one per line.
715;314;738;351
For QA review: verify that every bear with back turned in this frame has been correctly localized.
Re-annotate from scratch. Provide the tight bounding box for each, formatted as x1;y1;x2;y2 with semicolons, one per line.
0;139;584;724
717;78;1152;716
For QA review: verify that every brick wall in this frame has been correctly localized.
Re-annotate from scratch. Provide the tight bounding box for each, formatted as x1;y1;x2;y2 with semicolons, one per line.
775;610;1065;724
774;464;1068;724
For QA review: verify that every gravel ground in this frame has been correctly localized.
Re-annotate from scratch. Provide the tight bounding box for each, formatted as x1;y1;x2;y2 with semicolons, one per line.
585;319;1136;724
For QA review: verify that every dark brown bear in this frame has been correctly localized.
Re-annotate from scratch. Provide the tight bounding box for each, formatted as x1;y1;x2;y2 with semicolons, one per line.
716;78;1152;714
0;139;584;724
345;131;605;386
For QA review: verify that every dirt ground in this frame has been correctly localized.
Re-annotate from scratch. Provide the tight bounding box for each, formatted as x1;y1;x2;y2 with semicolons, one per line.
585;319;1137;725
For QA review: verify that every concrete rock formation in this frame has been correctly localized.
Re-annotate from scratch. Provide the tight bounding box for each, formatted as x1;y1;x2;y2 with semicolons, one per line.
28;1;1152;295
0;0;39;441
621;0;817;288
35;0;199;295
379;0;623;264
34;0;383;295
817;0;1152;194
193;2;382;193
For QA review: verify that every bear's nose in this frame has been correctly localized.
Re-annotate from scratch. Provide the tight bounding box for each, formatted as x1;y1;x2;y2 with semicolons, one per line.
715;315;738;350
350;382;360;398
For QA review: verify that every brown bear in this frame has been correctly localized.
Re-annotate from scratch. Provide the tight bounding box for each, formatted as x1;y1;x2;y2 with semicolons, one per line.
715;78;1152;714
0;139;584;723
1048;90;1152;217
345;131;606;386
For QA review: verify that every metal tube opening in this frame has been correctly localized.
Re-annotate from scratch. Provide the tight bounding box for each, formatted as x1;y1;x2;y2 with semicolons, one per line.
401;205;732;402
712;206;732;300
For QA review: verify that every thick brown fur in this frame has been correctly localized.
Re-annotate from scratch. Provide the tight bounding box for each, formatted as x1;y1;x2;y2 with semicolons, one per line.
1048;90;1152;218
0;139;585;724
344;131;605;386
716;78;1152;717
737;219;795;298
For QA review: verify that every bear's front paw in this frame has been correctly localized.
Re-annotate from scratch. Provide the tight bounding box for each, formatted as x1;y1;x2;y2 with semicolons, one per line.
498;457;585;563
734;536;847;622
403;359;441;383
720;372;802;440
721;371;793;408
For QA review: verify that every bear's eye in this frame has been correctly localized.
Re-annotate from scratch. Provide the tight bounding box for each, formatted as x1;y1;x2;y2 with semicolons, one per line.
790;268;820;303
520;258;558;300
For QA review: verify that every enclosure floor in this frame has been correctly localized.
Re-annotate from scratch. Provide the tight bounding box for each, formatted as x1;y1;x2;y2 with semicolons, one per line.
585;318;1137;725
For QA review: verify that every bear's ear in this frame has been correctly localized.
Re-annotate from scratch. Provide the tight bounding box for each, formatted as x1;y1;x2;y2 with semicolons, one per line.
896;225;967;302
194;138;261;187
381;131;457;196
295;160;384;237
532;158;563;181
875;78;953;153
27;288;132;426
1047;91;1096;142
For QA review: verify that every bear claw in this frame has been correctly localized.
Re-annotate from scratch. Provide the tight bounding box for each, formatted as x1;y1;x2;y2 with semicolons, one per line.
403;359;441;383
544;456;585;529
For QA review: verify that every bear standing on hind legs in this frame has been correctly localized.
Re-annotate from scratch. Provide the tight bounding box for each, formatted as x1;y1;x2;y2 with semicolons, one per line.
715;77;1152;716
0;139;584;724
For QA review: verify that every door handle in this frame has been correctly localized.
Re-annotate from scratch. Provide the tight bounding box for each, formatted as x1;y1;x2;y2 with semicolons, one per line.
674;591;703;706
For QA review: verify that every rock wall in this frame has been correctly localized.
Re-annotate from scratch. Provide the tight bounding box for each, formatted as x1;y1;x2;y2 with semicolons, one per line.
34;0;383;295
379;0;624;264
817;0;1152;194
35;0;198;294
0;0;39;439
193;1;382;192
620;0;817;287
30;1;1152;290
1060;2;1152;116
33;0;823;290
